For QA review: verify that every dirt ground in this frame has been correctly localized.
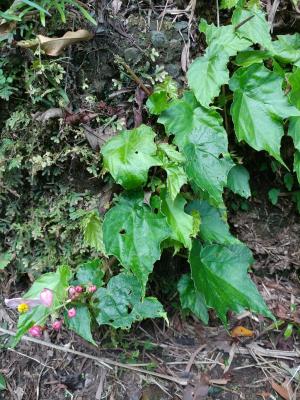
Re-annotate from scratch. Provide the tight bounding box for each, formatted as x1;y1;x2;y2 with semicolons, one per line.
1;0;300;399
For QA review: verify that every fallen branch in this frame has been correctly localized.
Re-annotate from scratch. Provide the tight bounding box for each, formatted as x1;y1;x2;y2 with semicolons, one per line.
0;327;188;385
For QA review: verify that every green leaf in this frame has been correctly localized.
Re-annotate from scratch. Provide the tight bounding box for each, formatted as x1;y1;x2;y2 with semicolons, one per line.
158;143;187;200
65;304;96;345
177;274;208;324
13;265;72;345
288;117;300;151
0;251;13;270
186;200;238;244
288;68;300;110
76;259;104;287
160;191;194;250
268;188;280;205
160;95;233;205
284;173;294;191
227;165;251;198
158;92;200;148
230;64;300;164
146;92;170;115
271;34;300;66
81;210;105;254
0;373;6;391
232;5;272;48
220;0;239;8
101;125;160;190
189;241;273;324
235;50;271;67
187;20;249;107
103;192;171;288
294;151;300;184
184;127;234;206
18;0;51;15
93;272;167;329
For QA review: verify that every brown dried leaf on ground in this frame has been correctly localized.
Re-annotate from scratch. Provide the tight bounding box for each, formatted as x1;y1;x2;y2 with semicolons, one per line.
0;20;16;35
83;125;117;150
32;108;64;122
271;380;293;400
17;30;93;56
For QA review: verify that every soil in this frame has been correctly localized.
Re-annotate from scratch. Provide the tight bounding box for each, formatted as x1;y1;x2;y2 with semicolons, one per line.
1;1;300;399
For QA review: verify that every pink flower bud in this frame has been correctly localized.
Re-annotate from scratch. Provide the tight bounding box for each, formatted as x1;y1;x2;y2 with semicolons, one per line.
39;288;53;308
28;325;43;338
87;285;97;293
75;285;83;293
68;308;76;318
68;287;76;298
52;320;63;331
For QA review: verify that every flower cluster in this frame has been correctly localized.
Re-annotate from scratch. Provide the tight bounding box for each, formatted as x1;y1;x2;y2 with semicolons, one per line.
5;283;98;338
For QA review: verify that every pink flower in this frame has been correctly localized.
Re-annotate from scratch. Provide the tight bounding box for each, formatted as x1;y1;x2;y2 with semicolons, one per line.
28;325;43;338
5;287;54;311
75;285;83;293
52;320;63;331
39;288;53;308
68;287;76;298
68;308;76;318
87;285;97;293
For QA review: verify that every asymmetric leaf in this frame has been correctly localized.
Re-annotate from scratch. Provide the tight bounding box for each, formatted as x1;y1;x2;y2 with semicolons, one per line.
161;191;194;249
66;304;96;345
101;125;160;189
227;165;251;198
103;193;171;288
271;34;300;66
230;64;300;164
189;241;273;323
146;91;169;115
177;274;208;323
288;68;300;110
93;272;167;329
186;200;237;244
288;117;300;151
232;6;272;48
187;20;250;107
184;125;233;206
76;259;104;287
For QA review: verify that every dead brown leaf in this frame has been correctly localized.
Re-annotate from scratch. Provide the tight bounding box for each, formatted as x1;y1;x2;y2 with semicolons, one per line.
83;124;117;150
32;108;64;122
271;380;293;400
0;20;16;35
17;30;93;56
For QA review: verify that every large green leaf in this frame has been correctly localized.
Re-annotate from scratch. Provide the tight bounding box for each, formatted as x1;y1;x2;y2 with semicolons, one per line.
81;210;105;254
184;126;233;206
288;69;300;110
101;125;160;190
158;92;200;148
76;259;104;287
13;265;72;345
177;273;208;324
65;304;96;345
227;165;251;198
146;91;170;115
93;272;167;329
232;5;272;48
230;64;300;164
288;117;300;151
294;151;300;184
187;20;249;107
186;200;237;244
159;95;233;205
235;50;271;67
160;191;194;250
189;241;273;323
271;34;300;67
103;192;171;288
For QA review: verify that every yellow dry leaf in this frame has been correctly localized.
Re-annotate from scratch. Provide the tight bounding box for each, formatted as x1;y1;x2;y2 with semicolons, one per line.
231;325;254;337
17;29;93;56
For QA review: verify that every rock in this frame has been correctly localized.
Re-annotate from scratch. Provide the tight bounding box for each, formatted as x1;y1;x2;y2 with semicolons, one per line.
174;21;188;32
124;47;141;64
151;31;168;48
165;63;181;78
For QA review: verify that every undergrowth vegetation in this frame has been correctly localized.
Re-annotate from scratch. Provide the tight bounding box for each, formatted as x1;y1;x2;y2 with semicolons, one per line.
1;0;300;345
